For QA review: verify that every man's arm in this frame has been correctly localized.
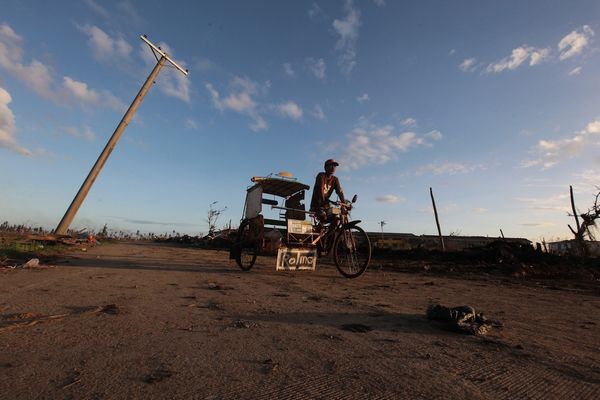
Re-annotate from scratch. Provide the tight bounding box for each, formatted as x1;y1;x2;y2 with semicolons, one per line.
333;177;346;203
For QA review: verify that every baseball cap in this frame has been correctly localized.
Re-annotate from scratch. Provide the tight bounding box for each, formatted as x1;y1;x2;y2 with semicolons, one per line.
324;159;339;167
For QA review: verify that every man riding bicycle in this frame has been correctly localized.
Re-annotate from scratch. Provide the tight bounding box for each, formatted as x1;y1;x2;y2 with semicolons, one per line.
310;159;349;224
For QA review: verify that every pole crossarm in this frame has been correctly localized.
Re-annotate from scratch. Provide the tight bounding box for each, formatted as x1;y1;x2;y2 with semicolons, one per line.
141;35;188;76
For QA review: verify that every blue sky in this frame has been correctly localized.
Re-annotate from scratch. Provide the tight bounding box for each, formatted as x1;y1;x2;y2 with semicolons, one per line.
1;0;599;242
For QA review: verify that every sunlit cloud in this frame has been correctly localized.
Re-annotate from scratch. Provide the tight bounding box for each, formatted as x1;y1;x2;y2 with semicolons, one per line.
376;195;404;203
332;0;361;75
521;118;600;169
78;24;132;61
0;86;31;156
274;101;303;120
338;120;443;169
206;76;267;131
558;25;594;60
486;46;550;73
0;23;124;110
416;162;480;176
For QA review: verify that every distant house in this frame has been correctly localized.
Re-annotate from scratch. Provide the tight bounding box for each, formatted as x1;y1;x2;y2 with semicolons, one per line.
547;239;600;257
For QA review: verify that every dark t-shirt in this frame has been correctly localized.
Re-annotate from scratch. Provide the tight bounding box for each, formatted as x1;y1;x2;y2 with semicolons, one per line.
310;172;344;211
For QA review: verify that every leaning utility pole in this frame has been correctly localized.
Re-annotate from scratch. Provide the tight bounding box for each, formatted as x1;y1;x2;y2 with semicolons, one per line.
430;187;445;251
54;35;188;235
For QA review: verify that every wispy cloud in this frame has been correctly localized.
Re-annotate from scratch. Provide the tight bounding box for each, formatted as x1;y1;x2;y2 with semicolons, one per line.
459;57;477;72
373;0;386;7
139;41;190;102
416;162;481;176
515;193;570;213
184;118;198;130
274;101;303;120
311;104;326;120
338;119;443;169
64;125;96;142
522;118;600;169
0;86;31;156
486;46;550;73
78;24;132;61
568;66;582;76
558;25;594;60
283;62;295;77
376;195;404;203
356;93;369;103
206;76;267;131
401;117;417;127
332;0;361;75
83;0;109;18
0;23;124;110
308;3;326;22
306;57;326;80
464;25;593;75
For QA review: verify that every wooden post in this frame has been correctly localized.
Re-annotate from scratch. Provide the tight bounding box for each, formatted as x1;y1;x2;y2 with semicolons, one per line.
500;229;505;238
430;187;445;251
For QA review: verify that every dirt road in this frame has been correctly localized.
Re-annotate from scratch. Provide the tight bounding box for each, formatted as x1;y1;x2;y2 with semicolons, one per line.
1;242;599;399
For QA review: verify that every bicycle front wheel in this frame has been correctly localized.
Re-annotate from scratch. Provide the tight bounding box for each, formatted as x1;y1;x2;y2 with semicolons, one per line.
235;220;258;271
333;225;371;278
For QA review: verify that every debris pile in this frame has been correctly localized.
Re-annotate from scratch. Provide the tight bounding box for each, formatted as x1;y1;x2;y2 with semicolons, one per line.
426;304;502;335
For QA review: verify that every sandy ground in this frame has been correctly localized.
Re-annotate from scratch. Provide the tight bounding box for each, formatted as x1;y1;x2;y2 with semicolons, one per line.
1;241;599;399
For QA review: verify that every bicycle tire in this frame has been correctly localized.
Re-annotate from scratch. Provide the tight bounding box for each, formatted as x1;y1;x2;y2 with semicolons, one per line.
235;220;258;271
333;225;371;278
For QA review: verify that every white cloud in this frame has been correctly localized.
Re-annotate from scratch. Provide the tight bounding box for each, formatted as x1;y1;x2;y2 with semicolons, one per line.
373;0;386;7
206;77;267;131
63;76;100;104
332;0;361;75
424;130;443;141
139;42;190;102
401;117;417;127
0;86;31;156
311;104;326;120
568;66;582;76
306;57;326;80
459;57;477;72
356;93;369;103
558;25;594;60
283;62;295;77
486;46;550;73
79;25;132;61
416;162;479;176
522;118;600;169
83;0;109;17
449;49;456;56
275;101;303;120
64;125;95;142
473;208;488;214
376;195;404;203
0;23;124;110
339;121;443;169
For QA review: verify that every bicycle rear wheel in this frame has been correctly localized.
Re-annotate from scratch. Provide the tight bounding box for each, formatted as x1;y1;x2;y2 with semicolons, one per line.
333;225;371;278
235;220;258;271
